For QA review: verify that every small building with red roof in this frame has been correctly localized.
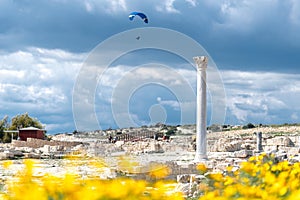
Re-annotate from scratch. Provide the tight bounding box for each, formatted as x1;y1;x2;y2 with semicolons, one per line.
18;126;45;141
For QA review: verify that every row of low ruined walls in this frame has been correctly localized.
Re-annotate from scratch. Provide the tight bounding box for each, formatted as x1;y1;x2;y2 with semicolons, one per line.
12;138;83;148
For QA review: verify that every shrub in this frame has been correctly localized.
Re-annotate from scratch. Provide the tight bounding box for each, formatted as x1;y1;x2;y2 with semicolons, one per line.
199;153;300;199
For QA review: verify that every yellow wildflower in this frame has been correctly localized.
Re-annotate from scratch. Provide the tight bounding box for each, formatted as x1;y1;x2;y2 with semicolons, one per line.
2;160;13;169
197;163;208;174
208;173;223;182
148;163;170;179
279;186;288;196
224;185;237;197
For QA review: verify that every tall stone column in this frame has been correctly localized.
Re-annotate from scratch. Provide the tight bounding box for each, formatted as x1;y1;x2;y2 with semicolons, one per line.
194;56;208;162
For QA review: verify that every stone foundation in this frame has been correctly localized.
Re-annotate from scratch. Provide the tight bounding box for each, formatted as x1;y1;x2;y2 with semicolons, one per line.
12;138;83;148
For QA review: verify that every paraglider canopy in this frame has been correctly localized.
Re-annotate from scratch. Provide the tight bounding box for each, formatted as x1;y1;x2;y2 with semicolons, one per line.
129;12;148;23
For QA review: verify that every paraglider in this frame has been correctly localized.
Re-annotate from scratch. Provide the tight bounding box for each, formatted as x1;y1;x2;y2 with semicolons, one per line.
129;12;148;23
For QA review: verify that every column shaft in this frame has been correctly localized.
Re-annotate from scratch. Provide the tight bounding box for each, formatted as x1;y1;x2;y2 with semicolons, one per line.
194;56;208;161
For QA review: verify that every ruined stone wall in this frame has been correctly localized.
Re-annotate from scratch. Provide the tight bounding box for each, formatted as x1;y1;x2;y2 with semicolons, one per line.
12;138;83;148
165;161;199;178
127;161;199;180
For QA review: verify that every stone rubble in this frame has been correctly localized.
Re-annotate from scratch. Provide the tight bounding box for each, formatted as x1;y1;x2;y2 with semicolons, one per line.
0;125;300;198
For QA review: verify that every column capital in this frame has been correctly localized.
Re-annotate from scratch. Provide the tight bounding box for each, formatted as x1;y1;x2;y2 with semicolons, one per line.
193;56;208;70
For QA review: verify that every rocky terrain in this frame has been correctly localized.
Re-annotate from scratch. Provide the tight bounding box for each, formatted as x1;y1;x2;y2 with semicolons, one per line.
1;124;300;197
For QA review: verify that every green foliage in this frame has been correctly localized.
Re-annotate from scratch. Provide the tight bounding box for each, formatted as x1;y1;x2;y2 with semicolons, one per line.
270;123;300;128
0;116;9;143
242;123;256;129
165;126;177;136
2;132;12;143
0;113;43;143
9;112;43;130
207;124;222;132
199;153;300;199
0;116;9;130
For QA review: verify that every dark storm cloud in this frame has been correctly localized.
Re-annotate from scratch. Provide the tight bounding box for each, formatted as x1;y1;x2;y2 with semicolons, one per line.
0;0;128;52
1;0;299;72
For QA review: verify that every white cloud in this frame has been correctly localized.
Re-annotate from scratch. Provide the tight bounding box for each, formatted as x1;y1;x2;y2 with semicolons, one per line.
0;69;25;79
0;47;86;133
82;0;197;15
164;0;180;13
185;0;197;7
97;65;300;126
1;46;299;132
289;0;300;25
155;0;198;13
82;0;127;14
155;0;180;13
112;0;127;11
94;64;196;128
84;1;93;12
100;64;193;87
210;0;300;40
96;64;195;105
216;0;263;33
158;99;180;110
222;70;300;124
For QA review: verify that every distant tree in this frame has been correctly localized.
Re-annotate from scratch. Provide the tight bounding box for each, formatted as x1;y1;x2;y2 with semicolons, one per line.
44;135;52;141
207;124;222;132
165;129;175;136
154;123;165;128
242;123;256;129
2;132;11;143
222;124;229;129
0;115;9;129
9;113;43;130
0;116;9;142
160;124;168;130
0;128;3;142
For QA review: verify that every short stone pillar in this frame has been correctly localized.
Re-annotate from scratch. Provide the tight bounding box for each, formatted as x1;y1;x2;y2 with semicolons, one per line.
193;56;208;162
256;132;263;152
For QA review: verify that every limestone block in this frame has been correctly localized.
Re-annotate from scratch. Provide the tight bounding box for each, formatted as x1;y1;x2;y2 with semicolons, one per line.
194;174;207;184
9;150;24;157
216;138;228;151
241;143;255;150
49;146;59;152
267;136;294;147
214;163;231;171
226;141;242;152
175;183;190;196
0;151;14;160
33;148;42;154
233;150;253;158
149;142;164;153
42;145;51;153
176;174;201;197
115;141;125;147
214;138;242;152
243;139;256;144
289;155;300;163
15;146;33;153
286;147;300;157
177;174;192;183
24;153;41;159
98;167;116;179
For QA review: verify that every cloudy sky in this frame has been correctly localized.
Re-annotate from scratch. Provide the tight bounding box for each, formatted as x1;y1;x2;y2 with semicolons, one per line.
0;0;300;133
